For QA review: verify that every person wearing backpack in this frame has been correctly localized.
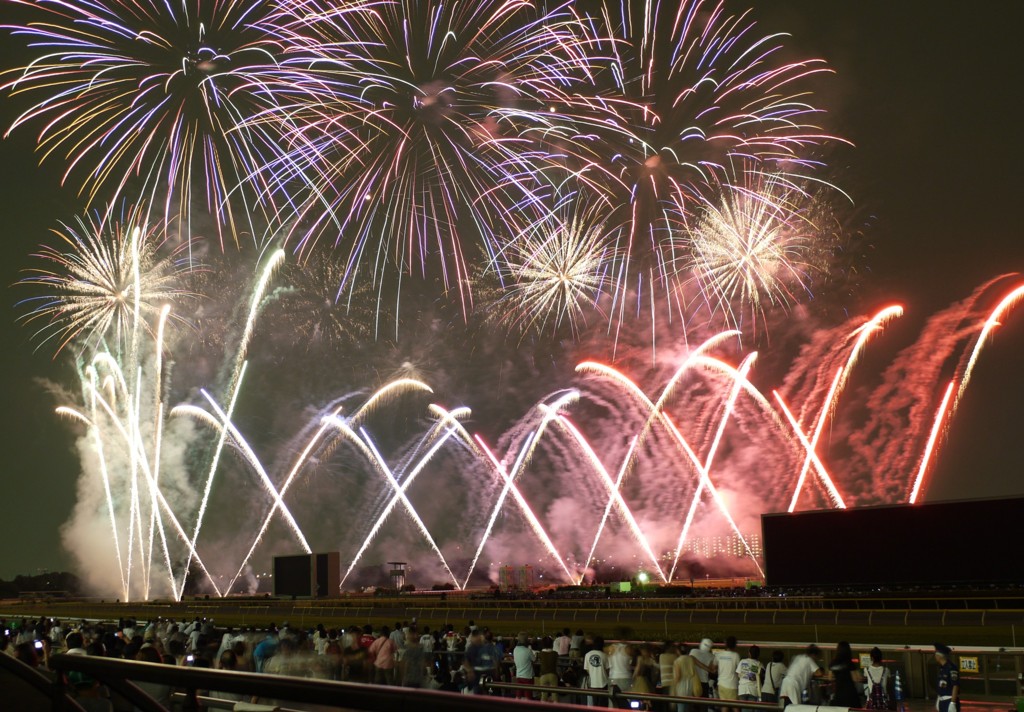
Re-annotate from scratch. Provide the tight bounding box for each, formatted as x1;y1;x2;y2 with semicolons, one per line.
863;647;891;709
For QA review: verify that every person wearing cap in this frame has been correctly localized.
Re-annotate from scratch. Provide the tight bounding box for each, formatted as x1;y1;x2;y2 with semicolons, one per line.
512;631;536;699
934;644;960;712
689;638;717;698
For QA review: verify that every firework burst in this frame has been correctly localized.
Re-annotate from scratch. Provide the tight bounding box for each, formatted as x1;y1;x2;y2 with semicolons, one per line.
534;0;843;327
495;201;614;337
681;169;828;329
250;0;595;310
1;0;287;244
262;256;378;351
18;207;192;355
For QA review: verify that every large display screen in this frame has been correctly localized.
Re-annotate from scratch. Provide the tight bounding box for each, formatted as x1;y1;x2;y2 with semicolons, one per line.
761;497;1024;587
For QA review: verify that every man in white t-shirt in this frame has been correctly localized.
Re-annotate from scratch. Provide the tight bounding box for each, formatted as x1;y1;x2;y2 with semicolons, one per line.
780;645;823;706
584;637;609;707
716;636;742;708
512;632;536;699
419;626;435;654
737;644;762;710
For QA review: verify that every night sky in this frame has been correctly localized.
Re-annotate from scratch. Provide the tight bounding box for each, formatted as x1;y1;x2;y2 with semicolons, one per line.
0;1;1021;581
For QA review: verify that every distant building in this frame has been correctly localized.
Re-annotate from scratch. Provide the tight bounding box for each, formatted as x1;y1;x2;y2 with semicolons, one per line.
498;565;535;591
669;533;763;561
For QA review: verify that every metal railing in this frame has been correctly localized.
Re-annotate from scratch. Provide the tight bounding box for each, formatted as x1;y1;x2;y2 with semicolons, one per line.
485;680;784;709
42;653;596;712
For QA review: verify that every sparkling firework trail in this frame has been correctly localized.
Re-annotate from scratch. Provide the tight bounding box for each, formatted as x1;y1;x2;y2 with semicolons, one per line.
954;283;1024;410
473;434;577;584
320;414;460;589
544;411;668;583
783;305;903;511
908;380;955;504
577;343;767;579
356;426;462;589
582;435;640;582
463;390;580;586
775;382;845;510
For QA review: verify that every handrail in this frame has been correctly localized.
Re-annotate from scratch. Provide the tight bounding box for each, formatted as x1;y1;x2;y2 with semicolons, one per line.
485;680;784;709
0;651;87;712
47;654;589;712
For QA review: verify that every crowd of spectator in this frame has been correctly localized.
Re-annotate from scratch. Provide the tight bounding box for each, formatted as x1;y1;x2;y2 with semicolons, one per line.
1;614;898;711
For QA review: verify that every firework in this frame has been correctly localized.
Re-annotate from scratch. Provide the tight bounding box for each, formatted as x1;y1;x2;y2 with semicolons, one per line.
261;256;378;350
2;0;288;243
250;0;594;308
532;0;842;328
18;208;191;355
495;201;615;337
681;170;828;329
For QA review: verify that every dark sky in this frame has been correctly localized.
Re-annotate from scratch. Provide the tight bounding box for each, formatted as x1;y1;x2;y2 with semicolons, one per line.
0;1;1022;580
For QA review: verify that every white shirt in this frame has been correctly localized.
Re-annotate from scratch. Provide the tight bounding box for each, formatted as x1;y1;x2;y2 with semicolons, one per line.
690;648;714;683
864;665;890;695
553;635;571;656
419;634;434;653
780;654;818;702
585;649;609;688
716;649;741;689
763;661;787;695
513;644;536;679
608;644;632;680
737;657;761;697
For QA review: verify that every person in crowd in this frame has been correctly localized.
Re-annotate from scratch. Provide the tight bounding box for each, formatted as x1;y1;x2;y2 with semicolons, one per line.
512;631;537;698
863;647;891;710
658;641;678;700
737;644;762;711
252;628;278;673
779;644;824;707
419;626;435;654
673;643;701;712
934;644;960;712
554;628;572;657
583;635;609;707
389;621;406;656
367;626;398;685
570;629;585;660
537;637;560;702
343;626;368;682
134;646;173;710
400;630;427;688
690;638;716;699
830;641;864;707
462;629;499;694
632;643;658;699
760;650;786;704
716;636;741;709
608;639;633;701
210;649;247;703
